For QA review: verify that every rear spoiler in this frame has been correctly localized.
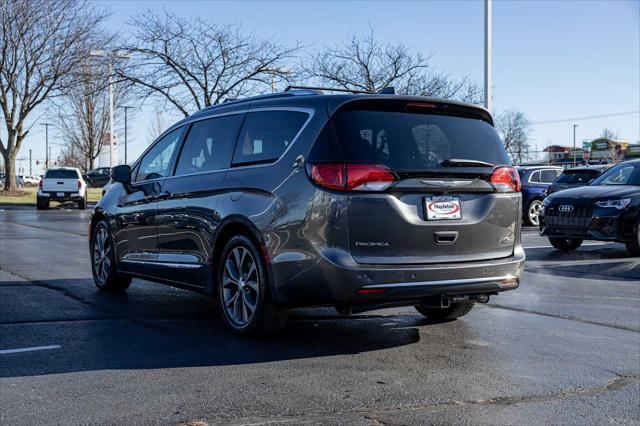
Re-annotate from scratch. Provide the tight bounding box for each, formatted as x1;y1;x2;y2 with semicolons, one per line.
327;96;494;126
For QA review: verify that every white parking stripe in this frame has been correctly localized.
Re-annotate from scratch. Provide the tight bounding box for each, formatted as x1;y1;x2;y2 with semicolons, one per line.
523;242;611;250
0;345;61;355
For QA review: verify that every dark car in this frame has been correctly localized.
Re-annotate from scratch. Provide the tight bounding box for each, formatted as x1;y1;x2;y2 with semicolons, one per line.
83;167;111;187
546;165;610;196
89;88;524;336
517;166;562;226
540;160;640;256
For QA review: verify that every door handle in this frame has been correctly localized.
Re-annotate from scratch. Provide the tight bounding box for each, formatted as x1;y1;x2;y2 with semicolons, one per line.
152;191;171;201
142;191;171;202
434;231;458;245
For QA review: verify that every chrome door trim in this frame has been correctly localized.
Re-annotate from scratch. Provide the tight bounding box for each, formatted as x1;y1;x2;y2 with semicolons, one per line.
120;259;202;269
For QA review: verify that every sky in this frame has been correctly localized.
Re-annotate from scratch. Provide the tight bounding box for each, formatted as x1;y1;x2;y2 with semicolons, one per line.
10;0;640;174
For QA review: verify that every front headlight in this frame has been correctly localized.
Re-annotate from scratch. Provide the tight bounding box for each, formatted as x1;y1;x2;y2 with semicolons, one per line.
595;198;631;210
543;197;552;206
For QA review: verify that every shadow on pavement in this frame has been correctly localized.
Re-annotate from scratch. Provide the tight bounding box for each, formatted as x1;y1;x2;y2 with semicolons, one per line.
525;247;640;281
0;278;425;378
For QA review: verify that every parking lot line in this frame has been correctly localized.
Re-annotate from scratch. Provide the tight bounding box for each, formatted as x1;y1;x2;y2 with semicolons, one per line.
0;345;61;355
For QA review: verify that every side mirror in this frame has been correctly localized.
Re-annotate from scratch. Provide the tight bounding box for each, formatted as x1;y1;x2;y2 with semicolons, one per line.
112;164;131;184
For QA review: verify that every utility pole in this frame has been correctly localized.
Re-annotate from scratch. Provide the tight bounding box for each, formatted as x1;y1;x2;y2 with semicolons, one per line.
122;106;134;165
41;123;51;170
573;124;578;167
484;0;492;112
29;149;32;175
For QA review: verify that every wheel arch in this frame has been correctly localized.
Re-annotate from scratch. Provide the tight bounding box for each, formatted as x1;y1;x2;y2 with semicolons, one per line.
209;216;270;296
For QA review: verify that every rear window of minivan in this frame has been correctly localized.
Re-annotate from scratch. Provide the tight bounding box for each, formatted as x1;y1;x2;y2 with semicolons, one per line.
331;109;509;171
45;169;79;179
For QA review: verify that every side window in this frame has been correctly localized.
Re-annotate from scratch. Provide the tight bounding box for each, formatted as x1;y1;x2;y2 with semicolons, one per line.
134;127;183;182
529;171;540;183
540;170;558;183
175;114;243;175
232;111;308;166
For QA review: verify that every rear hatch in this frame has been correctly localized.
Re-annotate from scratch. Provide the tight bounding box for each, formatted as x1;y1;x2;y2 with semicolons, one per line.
309;99;520;265
42;169;81;193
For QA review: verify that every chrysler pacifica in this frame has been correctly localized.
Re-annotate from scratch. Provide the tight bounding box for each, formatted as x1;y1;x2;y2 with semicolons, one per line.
89;88;525;335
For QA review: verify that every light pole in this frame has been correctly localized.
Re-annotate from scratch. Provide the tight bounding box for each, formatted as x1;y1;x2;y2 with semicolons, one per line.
122;106;134;164
484;0;492;112
89;50;130;168
265;67;291;93
41;123;51;170
573;124;578;166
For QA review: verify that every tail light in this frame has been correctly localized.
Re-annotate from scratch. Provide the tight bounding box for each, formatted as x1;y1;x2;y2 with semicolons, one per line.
77;180;82;189
490;167;521;192
311;163;397;191
38;180;42;189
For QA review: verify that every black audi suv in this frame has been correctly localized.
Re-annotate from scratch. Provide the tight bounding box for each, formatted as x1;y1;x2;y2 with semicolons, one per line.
89;88;524;335
540;160;640;256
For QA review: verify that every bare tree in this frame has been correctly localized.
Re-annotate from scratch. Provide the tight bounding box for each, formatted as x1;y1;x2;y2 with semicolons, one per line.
56;55;130;173
305;30;481;102
117;11;301;117
0;0;107;191
600;127;619;140
56;143;85;170
147;107;168;144
495;110;532;164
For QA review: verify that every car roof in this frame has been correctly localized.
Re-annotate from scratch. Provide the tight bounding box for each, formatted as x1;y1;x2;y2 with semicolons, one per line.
562;165;609;172
517;166;563;171
168;90;494;133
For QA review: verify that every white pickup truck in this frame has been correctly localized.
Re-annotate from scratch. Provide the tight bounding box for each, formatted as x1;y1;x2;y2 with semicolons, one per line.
37;167;87;210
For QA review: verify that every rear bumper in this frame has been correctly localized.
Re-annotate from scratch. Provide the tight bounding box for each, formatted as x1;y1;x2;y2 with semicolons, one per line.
38;190;84;201
269;245;525;308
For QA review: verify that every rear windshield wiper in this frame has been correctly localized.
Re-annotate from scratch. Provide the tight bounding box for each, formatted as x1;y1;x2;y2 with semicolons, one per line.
440;159;494;168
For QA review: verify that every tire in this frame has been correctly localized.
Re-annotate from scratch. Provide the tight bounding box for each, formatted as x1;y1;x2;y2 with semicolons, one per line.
90;221;131;292
625;220;640;257
36;196;49;210
415;301;475;321
217;235;289;336
78;194;87;210
549;237;583;251
525;199;543;226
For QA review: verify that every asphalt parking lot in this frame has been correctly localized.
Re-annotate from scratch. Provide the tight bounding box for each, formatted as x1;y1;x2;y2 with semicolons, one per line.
0;206;638;425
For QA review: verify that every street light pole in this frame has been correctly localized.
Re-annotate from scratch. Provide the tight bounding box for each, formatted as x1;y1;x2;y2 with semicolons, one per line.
90;50;130;168
108;60;114;168
122;106;133;164
573;124;578;167
484;0;492;112
41;123;51;170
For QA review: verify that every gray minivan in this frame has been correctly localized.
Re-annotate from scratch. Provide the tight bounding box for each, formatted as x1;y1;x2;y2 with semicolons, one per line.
90;88;525;336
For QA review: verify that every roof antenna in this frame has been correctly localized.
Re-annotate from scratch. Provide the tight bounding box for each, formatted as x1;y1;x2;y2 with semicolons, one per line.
379;87;396;94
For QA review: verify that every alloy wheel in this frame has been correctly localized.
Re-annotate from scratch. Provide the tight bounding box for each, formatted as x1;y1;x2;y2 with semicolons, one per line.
528;200;542;226
93;228;111;284
222;246;259;327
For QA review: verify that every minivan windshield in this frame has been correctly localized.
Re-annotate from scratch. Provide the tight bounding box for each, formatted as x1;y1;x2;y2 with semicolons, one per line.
591;163;640;186
331;110;509;171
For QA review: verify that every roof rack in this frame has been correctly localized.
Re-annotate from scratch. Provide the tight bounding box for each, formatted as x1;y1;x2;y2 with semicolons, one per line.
285;85;373;94
285;85;396;95
202;88;322;111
